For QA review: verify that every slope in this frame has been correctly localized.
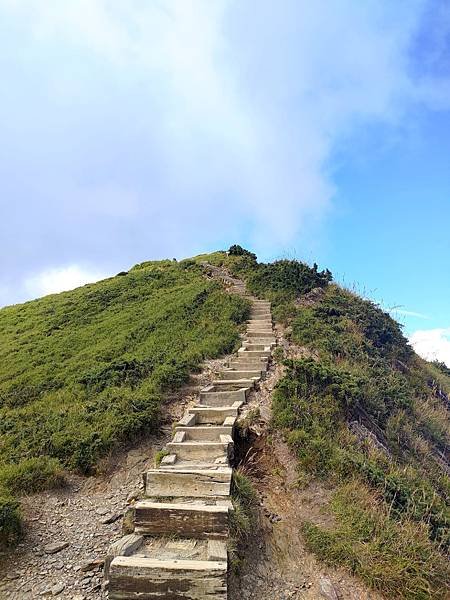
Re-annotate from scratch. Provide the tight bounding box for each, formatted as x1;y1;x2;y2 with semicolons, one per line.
0;258;249;546
201;247;450;600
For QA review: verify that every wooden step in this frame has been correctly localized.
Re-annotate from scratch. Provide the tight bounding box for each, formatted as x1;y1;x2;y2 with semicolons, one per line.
245;330;274;338
211;378;256;389
238;348;271;358
108;556;227;600
134;500;231;539
199;386;249;406
188;405;241;424
218;369;263;380
175;424;234;441
144;468;232;497
167;440;231;461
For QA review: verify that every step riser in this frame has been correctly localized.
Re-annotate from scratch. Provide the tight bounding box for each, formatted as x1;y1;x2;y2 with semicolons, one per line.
188;408;238;424
175;426;233;441
167;442;230;461
134;505;229;539
144;469;232;497
238;350;271;358
109;557;227;600
246;331;274;338
199;389;247;406
211;380;255;390
247;319;272;323
242;344;270;351
227;361;267;371
219;370;262;379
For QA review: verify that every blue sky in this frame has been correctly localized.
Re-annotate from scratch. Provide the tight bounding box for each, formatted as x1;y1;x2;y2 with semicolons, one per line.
0;1;449;364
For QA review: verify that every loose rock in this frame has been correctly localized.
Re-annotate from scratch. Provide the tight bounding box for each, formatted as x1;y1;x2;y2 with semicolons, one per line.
43;542;69;555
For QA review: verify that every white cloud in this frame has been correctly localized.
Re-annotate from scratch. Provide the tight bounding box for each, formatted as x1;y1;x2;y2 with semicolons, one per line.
1;0;450;308
24;265;109;298
2;0;448;256
409;328;450;367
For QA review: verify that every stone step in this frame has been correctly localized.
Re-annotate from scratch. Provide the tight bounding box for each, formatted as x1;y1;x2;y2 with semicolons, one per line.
108;556;227;600
144;468;232;497
134;500;231;539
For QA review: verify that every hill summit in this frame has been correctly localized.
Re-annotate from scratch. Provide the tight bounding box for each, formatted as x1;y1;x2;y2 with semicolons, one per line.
0;247;448;599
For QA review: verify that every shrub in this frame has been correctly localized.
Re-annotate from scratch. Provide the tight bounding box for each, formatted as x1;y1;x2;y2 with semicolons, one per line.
228;245;257;261
247;260;332;299
0;493;21;548
0;457;64;494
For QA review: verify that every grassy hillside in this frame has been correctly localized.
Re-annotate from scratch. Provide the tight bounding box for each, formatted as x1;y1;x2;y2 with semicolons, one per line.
203;248;450;600
0;258;249;546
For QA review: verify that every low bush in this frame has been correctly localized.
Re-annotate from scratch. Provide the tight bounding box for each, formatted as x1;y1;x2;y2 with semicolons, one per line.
0;493;21;548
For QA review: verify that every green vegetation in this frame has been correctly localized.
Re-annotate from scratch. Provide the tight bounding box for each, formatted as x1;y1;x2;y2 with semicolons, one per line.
303;482;449;600
0;258;250;546
214;246;449;599
154;449;170;467
231;468;258;538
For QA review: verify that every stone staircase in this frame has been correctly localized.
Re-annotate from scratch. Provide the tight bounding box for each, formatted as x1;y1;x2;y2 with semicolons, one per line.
103;287;274;599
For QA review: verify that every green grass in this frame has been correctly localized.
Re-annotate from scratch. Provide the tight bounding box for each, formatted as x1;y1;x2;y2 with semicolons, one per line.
303;481;449;600
223;246;450;599
230;469;258;539
0;257;250;546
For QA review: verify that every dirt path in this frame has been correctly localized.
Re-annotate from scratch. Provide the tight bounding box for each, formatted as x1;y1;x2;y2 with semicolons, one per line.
0;357;230;600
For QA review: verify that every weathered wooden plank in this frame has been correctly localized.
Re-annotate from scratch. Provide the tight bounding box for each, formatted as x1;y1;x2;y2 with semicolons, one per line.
108;557;227;600
167;441;229;461
207;540;227;562
175;425;233;441
104;534;144;582
199;387;248;407
188;406;239;424
144;468;232;498
134;501;229;539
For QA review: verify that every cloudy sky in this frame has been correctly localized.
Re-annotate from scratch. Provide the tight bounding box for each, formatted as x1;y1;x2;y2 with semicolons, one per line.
1;0;449;365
